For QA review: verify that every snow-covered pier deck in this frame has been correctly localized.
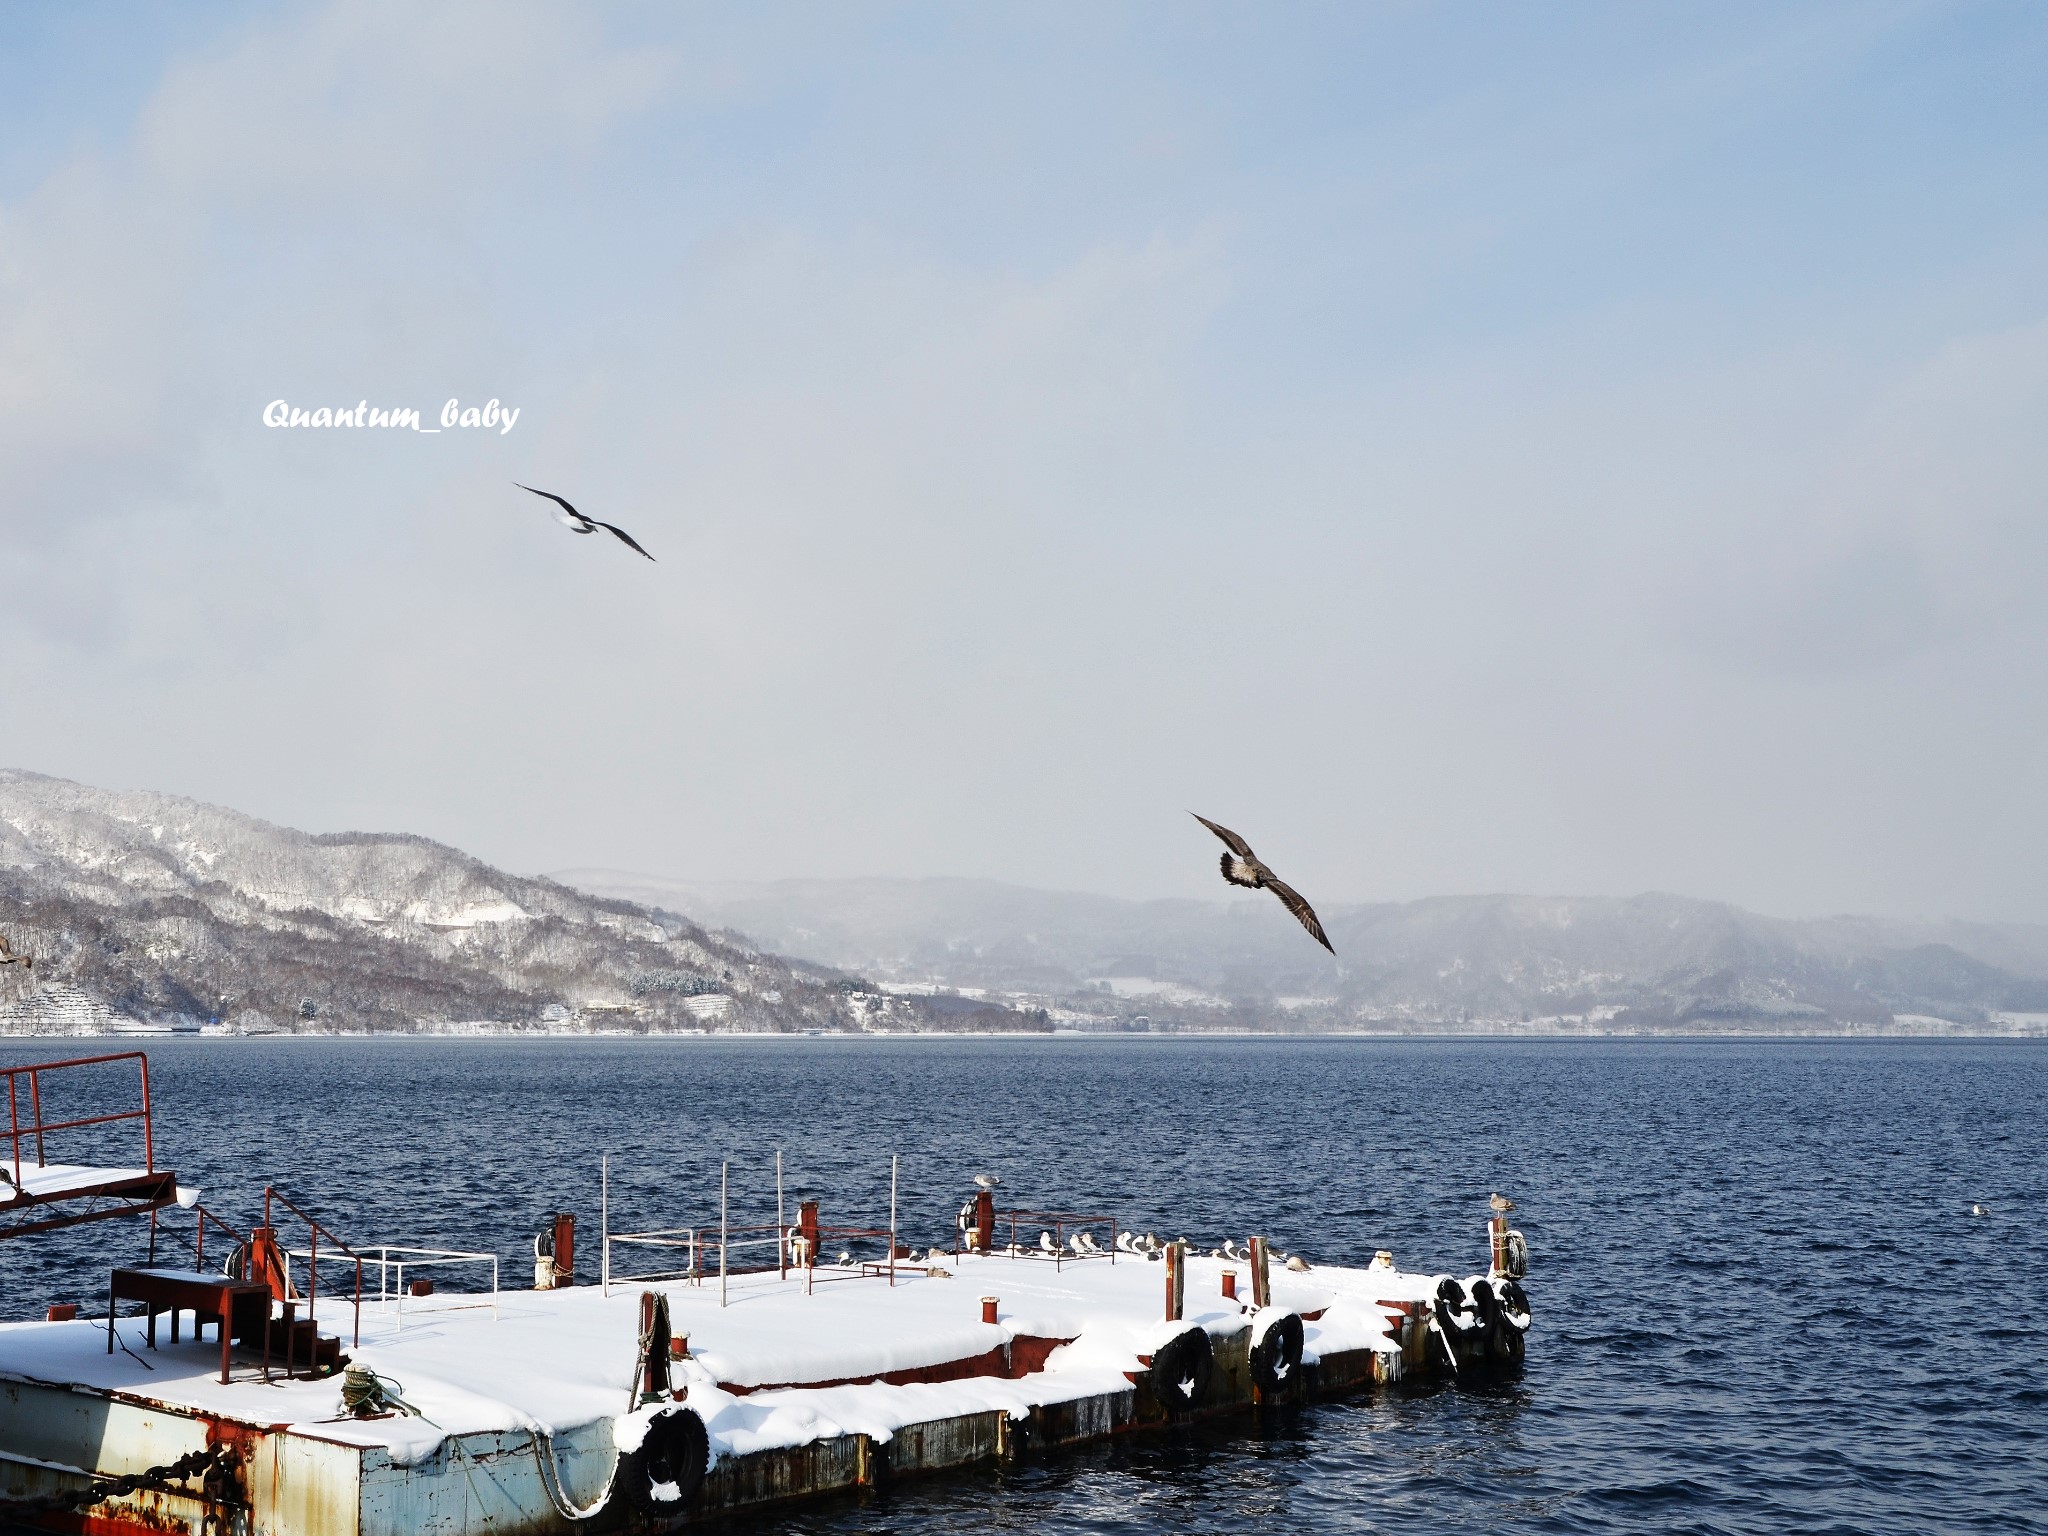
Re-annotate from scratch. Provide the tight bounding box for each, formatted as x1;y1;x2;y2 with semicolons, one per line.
0;1237;1529;1533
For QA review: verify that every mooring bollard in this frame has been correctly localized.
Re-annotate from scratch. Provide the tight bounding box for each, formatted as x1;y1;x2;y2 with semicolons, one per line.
982;1296;999;1325
1164;1241;1186;1321
975;1189;996;1253
1221;1270;1237;1301
1249;1236;1272;1309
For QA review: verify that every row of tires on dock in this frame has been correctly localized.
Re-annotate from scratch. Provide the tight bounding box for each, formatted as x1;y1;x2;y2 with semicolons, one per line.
1432;1274;1533;1373
603;1285;1530;1524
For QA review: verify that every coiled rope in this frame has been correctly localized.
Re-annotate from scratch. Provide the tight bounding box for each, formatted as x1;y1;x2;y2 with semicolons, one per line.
341;1363;614;1523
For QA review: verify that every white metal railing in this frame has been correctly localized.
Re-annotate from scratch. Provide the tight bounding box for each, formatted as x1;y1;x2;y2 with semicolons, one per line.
289;1244;498;1332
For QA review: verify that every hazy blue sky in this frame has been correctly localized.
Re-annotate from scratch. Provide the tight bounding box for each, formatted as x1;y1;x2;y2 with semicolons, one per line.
2;2;2044;920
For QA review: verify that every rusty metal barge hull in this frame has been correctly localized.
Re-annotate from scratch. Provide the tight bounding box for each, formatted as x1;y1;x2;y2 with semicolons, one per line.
0;1330;1419;1535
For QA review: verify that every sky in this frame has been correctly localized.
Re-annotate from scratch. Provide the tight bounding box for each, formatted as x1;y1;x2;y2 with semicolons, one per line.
1;1;2044;922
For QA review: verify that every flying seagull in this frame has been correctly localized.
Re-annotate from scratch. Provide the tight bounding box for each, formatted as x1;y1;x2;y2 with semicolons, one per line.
0;935;29;970
515;484;656;561
1190;815;1333;953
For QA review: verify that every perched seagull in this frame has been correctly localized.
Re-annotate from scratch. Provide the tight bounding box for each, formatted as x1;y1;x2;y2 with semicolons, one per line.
515;484;656;561
1115;1231;1138;1254
973;1174;1002;1190
1489;1193;1517;1215
1285;1254;1312;1273
1039;1231;1058;1255
0;935;29;970
1190;815;1333;954
1068;1234;1088;1256
1077;1232;1101;1253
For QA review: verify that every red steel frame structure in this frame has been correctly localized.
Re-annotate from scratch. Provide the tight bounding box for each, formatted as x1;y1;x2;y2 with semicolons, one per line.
0;1051;175;1239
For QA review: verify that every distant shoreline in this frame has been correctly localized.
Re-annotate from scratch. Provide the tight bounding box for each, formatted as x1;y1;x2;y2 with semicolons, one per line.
0;1027;2040;1044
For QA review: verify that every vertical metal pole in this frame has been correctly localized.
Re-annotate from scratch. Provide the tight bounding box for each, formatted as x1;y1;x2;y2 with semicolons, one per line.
1164;1240;1183;1321
719;1162;729;1308
889;1155;898;1286
777;1150;786;1280
600;1155;610;1297
8;1075;19;1189
29;1071;45;1167
138;1054;152;1171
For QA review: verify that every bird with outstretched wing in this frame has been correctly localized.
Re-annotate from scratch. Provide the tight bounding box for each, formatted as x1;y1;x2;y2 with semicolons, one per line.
0;934;29;970
1190;814;1333;953
515;484;656;561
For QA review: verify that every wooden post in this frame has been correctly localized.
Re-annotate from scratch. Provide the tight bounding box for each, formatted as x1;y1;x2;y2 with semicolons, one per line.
1249;1236;1271;1309
1489;1215;1507;1274
1164;1240;1185;1321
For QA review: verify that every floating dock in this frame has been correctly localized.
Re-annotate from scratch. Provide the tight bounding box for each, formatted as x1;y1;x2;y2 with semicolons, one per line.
0;1052;1533;1532
0;1233;1531;1533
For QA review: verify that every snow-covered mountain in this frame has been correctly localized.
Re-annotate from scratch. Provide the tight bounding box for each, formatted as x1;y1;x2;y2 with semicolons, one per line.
0;771;1038;1034
556;870;2048;1032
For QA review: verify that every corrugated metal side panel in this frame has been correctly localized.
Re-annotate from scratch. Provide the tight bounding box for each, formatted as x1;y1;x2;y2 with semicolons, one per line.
0;1380;211;1479
699;1435;862;1514
360;1425;609;1536
1030;1387;1134;1447
885;1411;1004;1474
1208;1328;1252;1410
248;1433;362;1536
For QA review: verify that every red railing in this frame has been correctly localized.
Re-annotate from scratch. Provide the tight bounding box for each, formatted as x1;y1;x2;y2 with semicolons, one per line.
3;1051;153;1190
991;1209;1120;1268
263;1185;363;1348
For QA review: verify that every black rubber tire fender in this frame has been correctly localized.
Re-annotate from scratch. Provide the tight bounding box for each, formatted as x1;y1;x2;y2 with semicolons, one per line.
1467;1279;1502;1330
1498;1278;1532;1328
1250;1312;1304;1396
1149;1326;1215;1415
1433;1276;1476;1332
619;1407;709;1515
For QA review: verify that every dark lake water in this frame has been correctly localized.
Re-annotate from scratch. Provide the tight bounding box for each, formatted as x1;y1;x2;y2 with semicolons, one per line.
2;1036;2043;1534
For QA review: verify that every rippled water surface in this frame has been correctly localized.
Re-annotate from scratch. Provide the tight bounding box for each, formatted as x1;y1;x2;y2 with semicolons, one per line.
3;1036;2042;1534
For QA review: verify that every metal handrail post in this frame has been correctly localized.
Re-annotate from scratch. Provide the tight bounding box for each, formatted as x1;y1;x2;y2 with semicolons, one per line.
719;1162;729;1309
8;1075;19;1189
28;1070;45;1167
138;1055;152;1171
